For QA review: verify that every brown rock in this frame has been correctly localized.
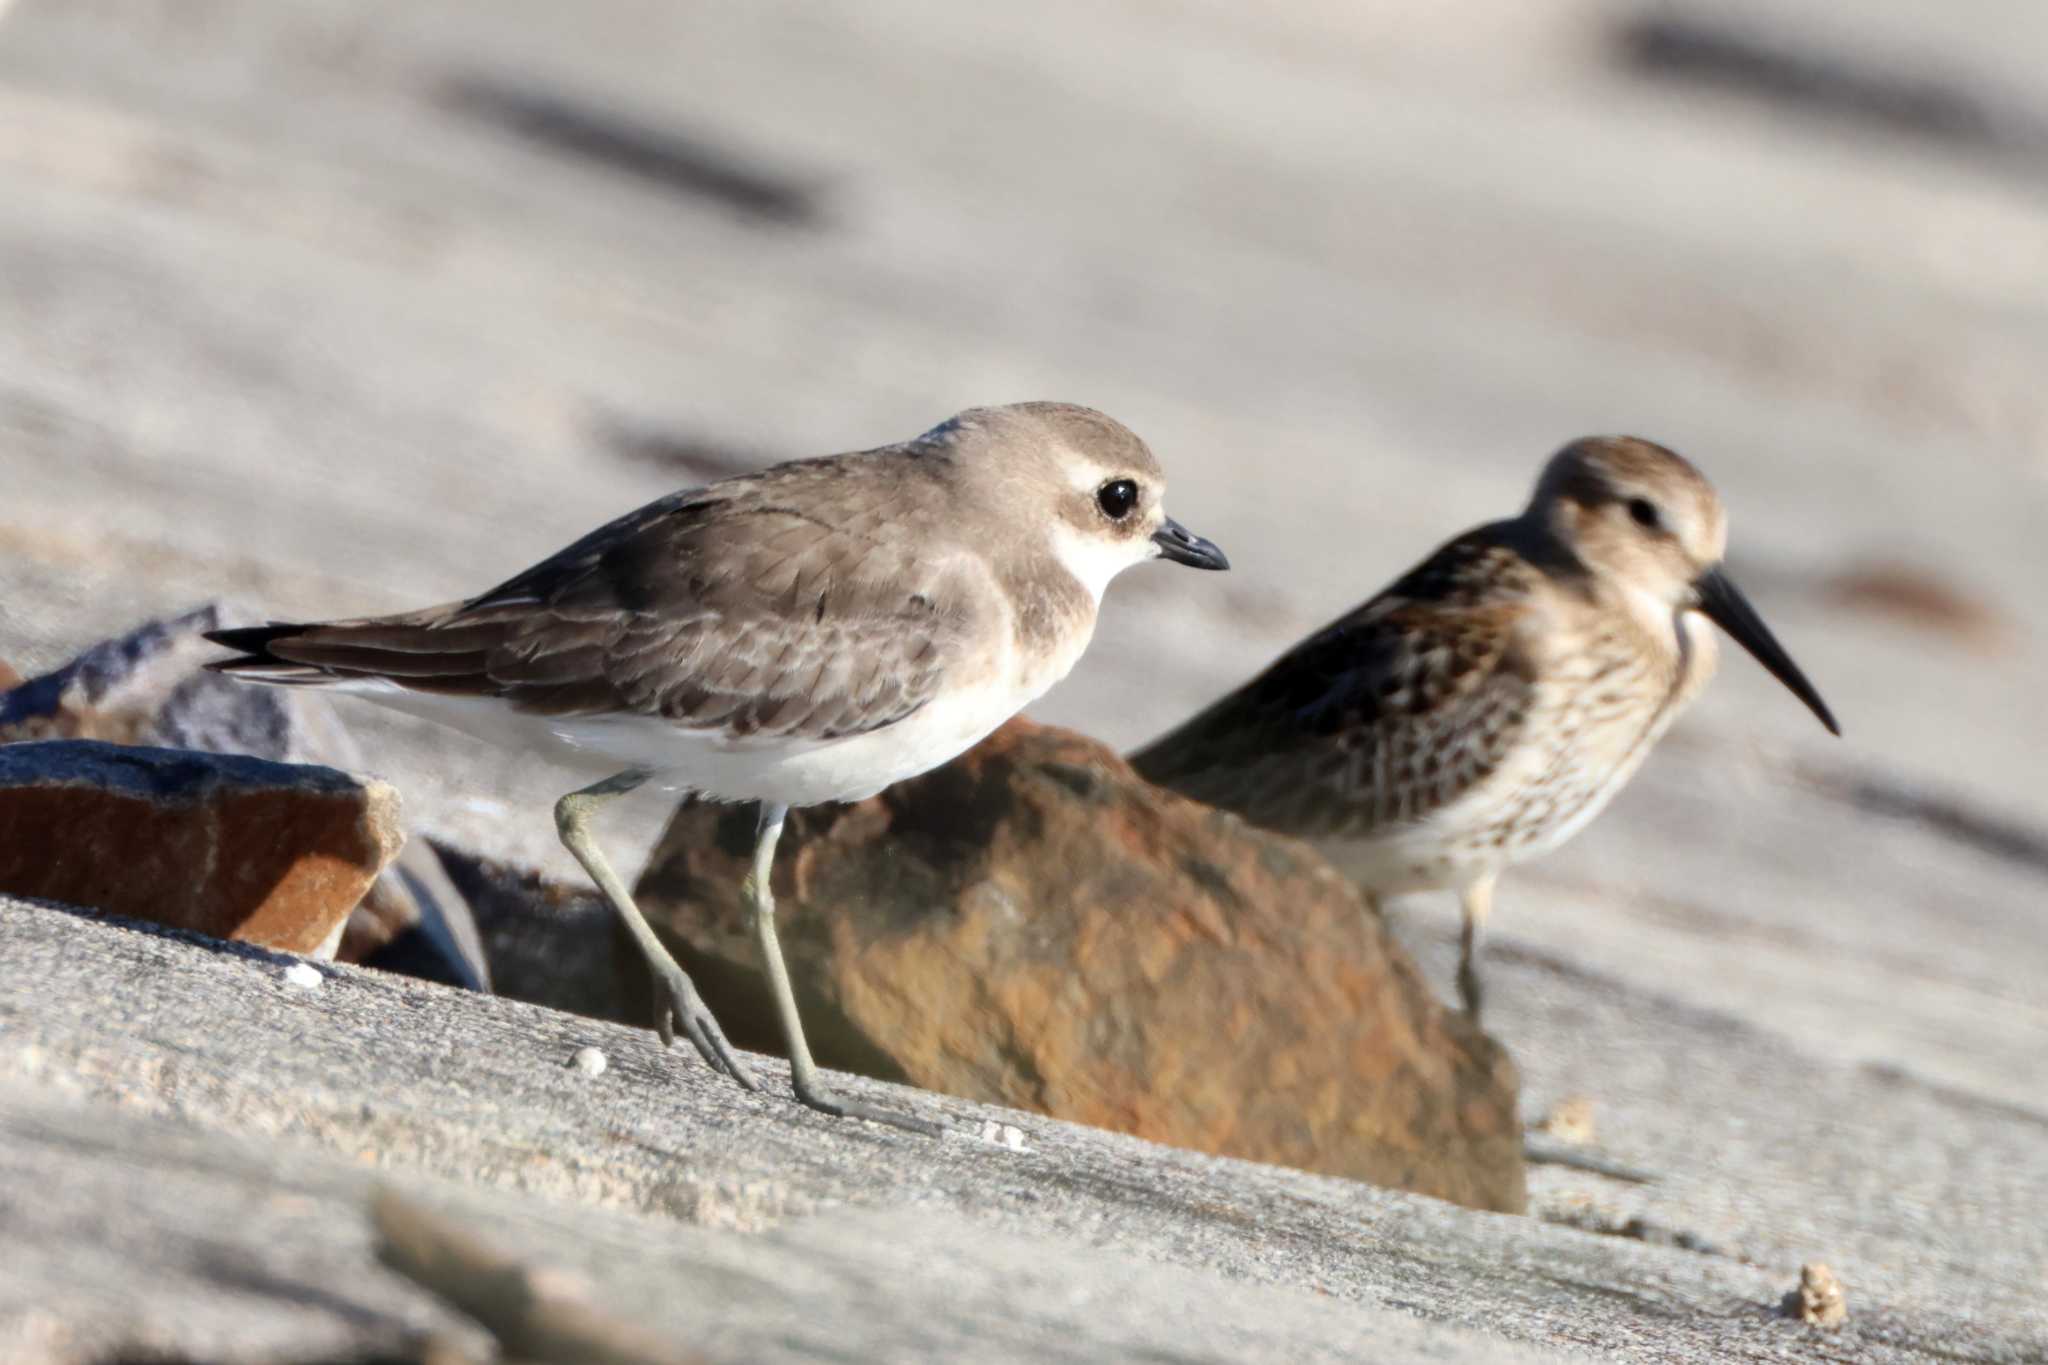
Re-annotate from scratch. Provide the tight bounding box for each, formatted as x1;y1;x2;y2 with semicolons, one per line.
0;604;490;990
0;660;20;691
0;740;404;956
638;718;1525;1213
1786;1261;1848;1328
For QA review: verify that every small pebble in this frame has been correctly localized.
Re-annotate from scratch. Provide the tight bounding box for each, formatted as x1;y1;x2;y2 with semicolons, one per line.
569;1046;608;1077
1535;1095;1597;1144
975;1120;1028;1152
1789;1261;1848;1328
283;963;323;990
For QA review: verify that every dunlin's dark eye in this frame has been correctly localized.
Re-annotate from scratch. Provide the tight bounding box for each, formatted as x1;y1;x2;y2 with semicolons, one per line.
1097;478;1139;520
1627;497;1661;530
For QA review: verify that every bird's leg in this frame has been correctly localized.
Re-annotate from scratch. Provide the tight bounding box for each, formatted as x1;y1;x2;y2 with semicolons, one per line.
555;770;759;1091
1457;874;1497;1023
744;802;944;1138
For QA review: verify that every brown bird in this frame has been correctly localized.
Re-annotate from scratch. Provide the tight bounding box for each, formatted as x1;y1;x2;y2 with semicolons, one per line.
207;402;1228;1131
1131;436;1837;1021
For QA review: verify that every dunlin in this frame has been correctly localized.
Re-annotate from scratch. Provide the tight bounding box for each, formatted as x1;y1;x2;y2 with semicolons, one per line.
208;402;1228;1131
1131;436;1836;1021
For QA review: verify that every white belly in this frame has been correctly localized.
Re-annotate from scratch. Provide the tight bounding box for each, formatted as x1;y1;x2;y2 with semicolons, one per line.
320;636;1081;809
544;670;1052;806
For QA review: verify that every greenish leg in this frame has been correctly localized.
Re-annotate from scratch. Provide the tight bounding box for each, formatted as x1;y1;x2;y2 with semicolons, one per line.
1457;873;1496;1024
555;770;759;1091
745;802;943;1137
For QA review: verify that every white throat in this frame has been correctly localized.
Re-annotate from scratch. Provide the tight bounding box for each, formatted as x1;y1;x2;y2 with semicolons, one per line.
1046;522;1146;604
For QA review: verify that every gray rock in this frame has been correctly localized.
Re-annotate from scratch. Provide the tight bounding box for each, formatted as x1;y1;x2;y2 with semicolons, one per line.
0;601;326;761
2;899;2039;1364
0;1093;1558;1365
436;843;636;1023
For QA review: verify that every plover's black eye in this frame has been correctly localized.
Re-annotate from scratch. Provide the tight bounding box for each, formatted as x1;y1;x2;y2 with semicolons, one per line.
1627;497;1661;530
1096;478;1139;521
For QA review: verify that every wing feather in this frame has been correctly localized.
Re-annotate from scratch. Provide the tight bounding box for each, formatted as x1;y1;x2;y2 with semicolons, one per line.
208;459;985;744
1132;527;1543;838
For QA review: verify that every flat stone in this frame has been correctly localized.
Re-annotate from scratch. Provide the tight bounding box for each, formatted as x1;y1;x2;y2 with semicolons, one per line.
4;896;2036;1365
0;1091;1551;1365
0;740;403;956
639;717;1526;1213
0;604;491;991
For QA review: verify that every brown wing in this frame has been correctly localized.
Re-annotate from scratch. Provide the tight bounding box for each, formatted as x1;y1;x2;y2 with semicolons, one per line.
208;461;985;743
1130;527;1543;838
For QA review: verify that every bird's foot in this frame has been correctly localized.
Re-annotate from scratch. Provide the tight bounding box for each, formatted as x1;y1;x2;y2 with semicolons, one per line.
650;961;761;1092
791;1070;945;1139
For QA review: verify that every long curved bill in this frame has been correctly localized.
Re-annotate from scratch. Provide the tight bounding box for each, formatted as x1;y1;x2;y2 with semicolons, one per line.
1694;567;1840;736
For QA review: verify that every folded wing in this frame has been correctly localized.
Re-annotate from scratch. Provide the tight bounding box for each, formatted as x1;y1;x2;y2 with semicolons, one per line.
208;478;980;745
1131;531;1543;838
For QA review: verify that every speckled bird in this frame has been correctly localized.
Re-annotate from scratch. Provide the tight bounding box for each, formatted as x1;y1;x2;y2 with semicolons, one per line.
1131;436;1839;1021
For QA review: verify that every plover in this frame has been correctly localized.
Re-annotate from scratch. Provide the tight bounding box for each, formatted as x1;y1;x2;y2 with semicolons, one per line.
1131;436;1836;1021
207;402;1228;1131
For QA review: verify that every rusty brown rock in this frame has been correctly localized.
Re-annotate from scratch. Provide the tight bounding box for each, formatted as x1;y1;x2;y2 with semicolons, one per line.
0;740;403;956
638;718;1525;1213
0;604;490;990
0;660;20;691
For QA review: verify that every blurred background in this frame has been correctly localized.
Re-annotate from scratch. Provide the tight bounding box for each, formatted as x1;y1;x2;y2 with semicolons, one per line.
1;0;2044;1300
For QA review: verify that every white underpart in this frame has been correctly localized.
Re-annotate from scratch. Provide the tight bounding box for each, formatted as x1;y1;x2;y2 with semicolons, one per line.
317;665;1068;807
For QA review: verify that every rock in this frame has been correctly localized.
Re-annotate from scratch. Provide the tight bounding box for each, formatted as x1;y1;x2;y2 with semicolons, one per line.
975;1120;1029;1153
370;1187;695;1365
0;740;404;956
0;661;20;691
0;602;332;757
343;839;495;993
436;844;636;1024
10;892;2036;1364
1535;1095;1598;1144
1788;1262;1848;1328
0;604;491;991
638;718;1526;1213
569;1046;608;1077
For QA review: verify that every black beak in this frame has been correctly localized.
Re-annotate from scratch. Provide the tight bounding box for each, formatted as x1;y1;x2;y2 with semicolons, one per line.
1694;567;1840;736
1151;517;1230;571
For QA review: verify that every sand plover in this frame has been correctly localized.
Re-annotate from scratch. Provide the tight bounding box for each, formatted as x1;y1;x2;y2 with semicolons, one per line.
1132;436;1835;1021
207;402;1228;1131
